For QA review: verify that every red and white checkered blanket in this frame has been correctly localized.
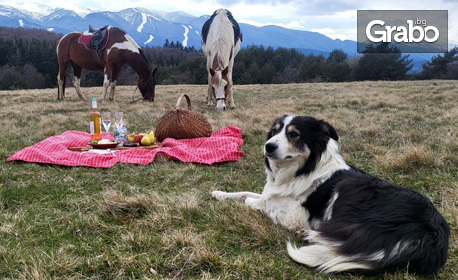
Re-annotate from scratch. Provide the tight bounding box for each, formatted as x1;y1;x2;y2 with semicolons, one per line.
7;126;244;168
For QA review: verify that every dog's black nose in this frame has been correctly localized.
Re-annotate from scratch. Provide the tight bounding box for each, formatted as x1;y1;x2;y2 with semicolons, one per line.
265;143;277;154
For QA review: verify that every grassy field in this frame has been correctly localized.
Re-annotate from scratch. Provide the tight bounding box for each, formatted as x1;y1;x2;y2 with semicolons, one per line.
0;80;457;279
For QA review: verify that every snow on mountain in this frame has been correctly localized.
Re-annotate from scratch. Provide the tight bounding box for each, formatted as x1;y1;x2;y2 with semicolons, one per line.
40;8;83;24
0;4;437;71
144;35;154;45
137;12;147;32
0;4;360;57
182;25;189;47
0;4;39;19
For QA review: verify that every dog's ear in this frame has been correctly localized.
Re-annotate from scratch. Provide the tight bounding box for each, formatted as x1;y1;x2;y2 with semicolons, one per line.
320;120;339;141
266;129;273;139
267;115;288;139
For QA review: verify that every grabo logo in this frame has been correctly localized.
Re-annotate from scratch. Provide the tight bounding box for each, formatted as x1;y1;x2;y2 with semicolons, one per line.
357;10;448;53
366;19;440;43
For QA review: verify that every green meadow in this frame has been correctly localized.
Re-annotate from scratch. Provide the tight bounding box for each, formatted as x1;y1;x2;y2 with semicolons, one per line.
0;81;456;279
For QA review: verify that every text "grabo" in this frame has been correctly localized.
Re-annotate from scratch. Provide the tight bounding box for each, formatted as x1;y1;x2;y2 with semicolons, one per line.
366;19;440;43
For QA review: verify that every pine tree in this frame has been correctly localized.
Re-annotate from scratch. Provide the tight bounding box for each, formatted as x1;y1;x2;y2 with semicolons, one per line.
355;43;413;80
324;49;351;82
421;47;458;79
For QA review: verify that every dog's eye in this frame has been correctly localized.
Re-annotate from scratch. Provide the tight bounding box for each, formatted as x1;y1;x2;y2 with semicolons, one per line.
289;131;300;138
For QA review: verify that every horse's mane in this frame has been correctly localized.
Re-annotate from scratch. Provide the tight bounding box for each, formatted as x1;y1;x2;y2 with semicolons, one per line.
202;9;242;45
110;27;126;34
139;48;152;68
207;10;236;70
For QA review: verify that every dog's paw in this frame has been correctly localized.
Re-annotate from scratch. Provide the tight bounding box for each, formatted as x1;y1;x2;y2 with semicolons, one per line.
245;197;262;210
211;190;228;201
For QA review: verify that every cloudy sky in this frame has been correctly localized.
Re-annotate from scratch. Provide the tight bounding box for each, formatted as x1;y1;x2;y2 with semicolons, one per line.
2;0;458;43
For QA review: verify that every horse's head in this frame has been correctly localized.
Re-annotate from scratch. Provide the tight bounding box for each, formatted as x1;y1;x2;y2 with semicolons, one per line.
138;67;158;102
210;66;229;111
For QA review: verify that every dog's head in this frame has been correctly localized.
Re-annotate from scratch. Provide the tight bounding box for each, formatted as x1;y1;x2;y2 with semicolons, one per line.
264;115;339;176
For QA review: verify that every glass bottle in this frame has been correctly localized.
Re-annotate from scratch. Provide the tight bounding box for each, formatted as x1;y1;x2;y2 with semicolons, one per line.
89;98;102;142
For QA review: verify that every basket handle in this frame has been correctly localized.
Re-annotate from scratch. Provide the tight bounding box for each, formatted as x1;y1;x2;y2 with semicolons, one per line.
175;94;192;111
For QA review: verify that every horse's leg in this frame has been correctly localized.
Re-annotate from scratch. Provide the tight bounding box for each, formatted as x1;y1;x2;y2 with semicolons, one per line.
101;70;110;102
228;59;236;109
206;74;213;107
109;80;117;101
70;63;86;101
57;72;65;101
109;66;121;101
228;79;236;109
57;61;69;101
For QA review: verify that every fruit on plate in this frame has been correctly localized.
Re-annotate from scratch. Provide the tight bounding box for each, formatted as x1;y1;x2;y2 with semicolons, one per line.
140;135;152;146
123;130;156;146
149;130;156;143
133;134;144;143
127;133;135;143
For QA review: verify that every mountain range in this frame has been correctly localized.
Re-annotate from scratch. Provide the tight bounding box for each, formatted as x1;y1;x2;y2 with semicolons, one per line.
0;4;436;71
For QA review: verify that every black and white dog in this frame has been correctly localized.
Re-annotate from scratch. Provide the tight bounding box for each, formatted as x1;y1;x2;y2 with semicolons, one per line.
212;115;449;275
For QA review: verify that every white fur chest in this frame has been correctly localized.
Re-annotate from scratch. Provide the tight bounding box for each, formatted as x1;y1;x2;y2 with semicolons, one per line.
262;195;310;230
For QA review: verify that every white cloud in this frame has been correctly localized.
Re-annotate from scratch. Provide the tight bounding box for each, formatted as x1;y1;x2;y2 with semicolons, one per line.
311;28;356;41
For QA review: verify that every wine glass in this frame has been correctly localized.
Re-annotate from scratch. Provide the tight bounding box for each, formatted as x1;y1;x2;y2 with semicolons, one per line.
102;112;112;133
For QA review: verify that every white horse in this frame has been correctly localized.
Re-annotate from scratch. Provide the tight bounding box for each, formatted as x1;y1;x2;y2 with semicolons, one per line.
201;9;242;111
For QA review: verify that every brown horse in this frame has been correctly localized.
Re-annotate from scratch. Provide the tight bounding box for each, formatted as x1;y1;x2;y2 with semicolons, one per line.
56;26;157;102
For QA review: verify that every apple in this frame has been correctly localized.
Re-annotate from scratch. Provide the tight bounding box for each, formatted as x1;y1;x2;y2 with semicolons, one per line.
133;134;144;143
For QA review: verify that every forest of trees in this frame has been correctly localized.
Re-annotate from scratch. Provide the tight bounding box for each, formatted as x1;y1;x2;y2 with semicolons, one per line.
0;26;456;90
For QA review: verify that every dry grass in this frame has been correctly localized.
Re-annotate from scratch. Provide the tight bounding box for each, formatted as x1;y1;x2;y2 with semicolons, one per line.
0;80;457;279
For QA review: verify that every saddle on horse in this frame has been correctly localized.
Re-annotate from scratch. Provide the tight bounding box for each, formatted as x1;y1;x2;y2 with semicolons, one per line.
78;25;110;66
88;25;109;50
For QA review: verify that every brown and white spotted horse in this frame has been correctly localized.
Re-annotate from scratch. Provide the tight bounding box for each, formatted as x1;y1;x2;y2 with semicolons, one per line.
202;9;242;111
56;26;157;102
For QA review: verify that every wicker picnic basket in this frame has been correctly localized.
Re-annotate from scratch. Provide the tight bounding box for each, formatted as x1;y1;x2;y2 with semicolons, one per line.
155;94;212;142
